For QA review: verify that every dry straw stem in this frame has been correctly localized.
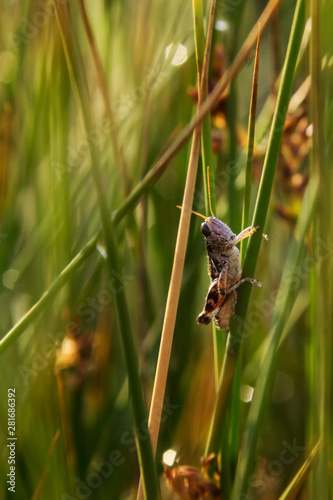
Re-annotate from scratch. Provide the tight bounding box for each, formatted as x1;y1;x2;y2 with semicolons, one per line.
138;0;281;494
0;0;281;357
136;1;216;497
279;441;321;500
149;0;281;182
56;370;77;478
31;430;61;500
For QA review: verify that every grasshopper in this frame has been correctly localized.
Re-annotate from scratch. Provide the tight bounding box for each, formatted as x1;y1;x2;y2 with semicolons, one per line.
197;216;262;330
179;169;262;330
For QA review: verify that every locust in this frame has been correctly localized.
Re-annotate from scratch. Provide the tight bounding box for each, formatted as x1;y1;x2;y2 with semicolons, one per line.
197;214;262;330
179;169;262;330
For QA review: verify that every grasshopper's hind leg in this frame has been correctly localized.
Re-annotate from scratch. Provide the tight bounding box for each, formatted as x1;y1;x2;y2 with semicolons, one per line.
215;277;262;330
226;276;262;294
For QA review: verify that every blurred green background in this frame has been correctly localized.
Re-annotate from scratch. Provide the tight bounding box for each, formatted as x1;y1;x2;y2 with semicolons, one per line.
0;1;332;499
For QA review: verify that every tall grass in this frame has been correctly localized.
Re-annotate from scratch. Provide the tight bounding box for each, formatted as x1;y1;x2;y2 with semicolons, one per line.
0;1;332;499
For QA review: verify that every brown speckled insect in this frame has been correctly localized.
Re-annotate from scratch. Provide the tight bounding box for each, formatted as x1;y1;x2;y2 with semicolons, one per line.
181;169;262;330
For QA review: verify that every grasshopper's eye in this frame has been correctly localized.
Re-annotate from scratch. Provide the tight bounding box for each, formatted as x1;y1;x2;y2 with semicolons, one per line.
201;222;211;237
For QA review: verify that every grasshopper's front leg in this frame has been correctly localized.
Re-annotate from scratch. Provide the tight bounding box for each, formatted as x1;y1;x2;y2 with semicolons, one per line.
226;225;260;250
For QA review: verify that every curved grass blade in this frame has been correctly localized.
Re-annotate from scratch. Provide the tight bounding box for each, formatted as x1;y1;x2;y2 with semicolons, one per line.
309;0;333;497
137;3;216;498
229;31;261;473
279;441;321;500
205;0;306;462
231;173;317;498
49;3;161;498
240;32;261;261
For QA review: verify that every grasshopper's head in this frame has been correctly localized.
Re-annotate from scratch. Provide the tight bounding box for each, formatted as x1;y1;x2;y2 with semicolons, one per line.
200;216;235;254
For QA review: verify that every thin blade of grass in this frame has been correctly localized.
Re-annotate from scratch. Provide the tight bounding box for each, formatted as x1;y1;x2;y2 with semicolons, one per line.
310;0;333;494
198;0;216;218
279;441;321;500
138;0;281;205
205;0;306;459
229;32;261;473
192;0;223;390
52;3;160;498
233;0;305;318
77;0;128;194
31;430;61;500
240;32;261;261
137;3;216;498
0;0;280;355
226;0;246;232
0;234;98;353
231;173;318;499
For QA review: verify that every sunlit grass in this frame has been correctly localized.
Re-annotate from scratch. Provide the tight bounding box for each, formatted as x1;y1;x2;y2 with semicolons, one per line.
0;1;332;499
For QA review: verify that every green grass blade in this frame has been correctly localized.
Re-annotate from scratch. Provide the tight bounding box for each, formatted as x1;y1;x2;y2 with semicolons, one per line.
229;32;261;472
77;0;128;194
231;173;318;498
240;33;260;261
205;0;306;458
279;441;321;500
310;0;333;496
192;0;222;387
0;132;178;355
53;3;160;498
0;235;98;354
231;0;306;330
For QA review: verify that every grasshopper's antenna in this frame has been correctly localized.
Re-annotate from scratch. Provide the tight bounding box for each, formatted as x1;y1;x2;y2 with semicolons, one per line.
207;166;215;218
177;206;207;220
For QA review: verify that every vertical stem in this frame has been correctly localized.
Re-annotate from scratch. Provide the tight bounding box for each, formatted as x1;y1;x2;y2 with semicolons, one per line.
310;0;332;497
240;32;260;262
205;0;306;462
53;2;160;498
77;0;129;193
